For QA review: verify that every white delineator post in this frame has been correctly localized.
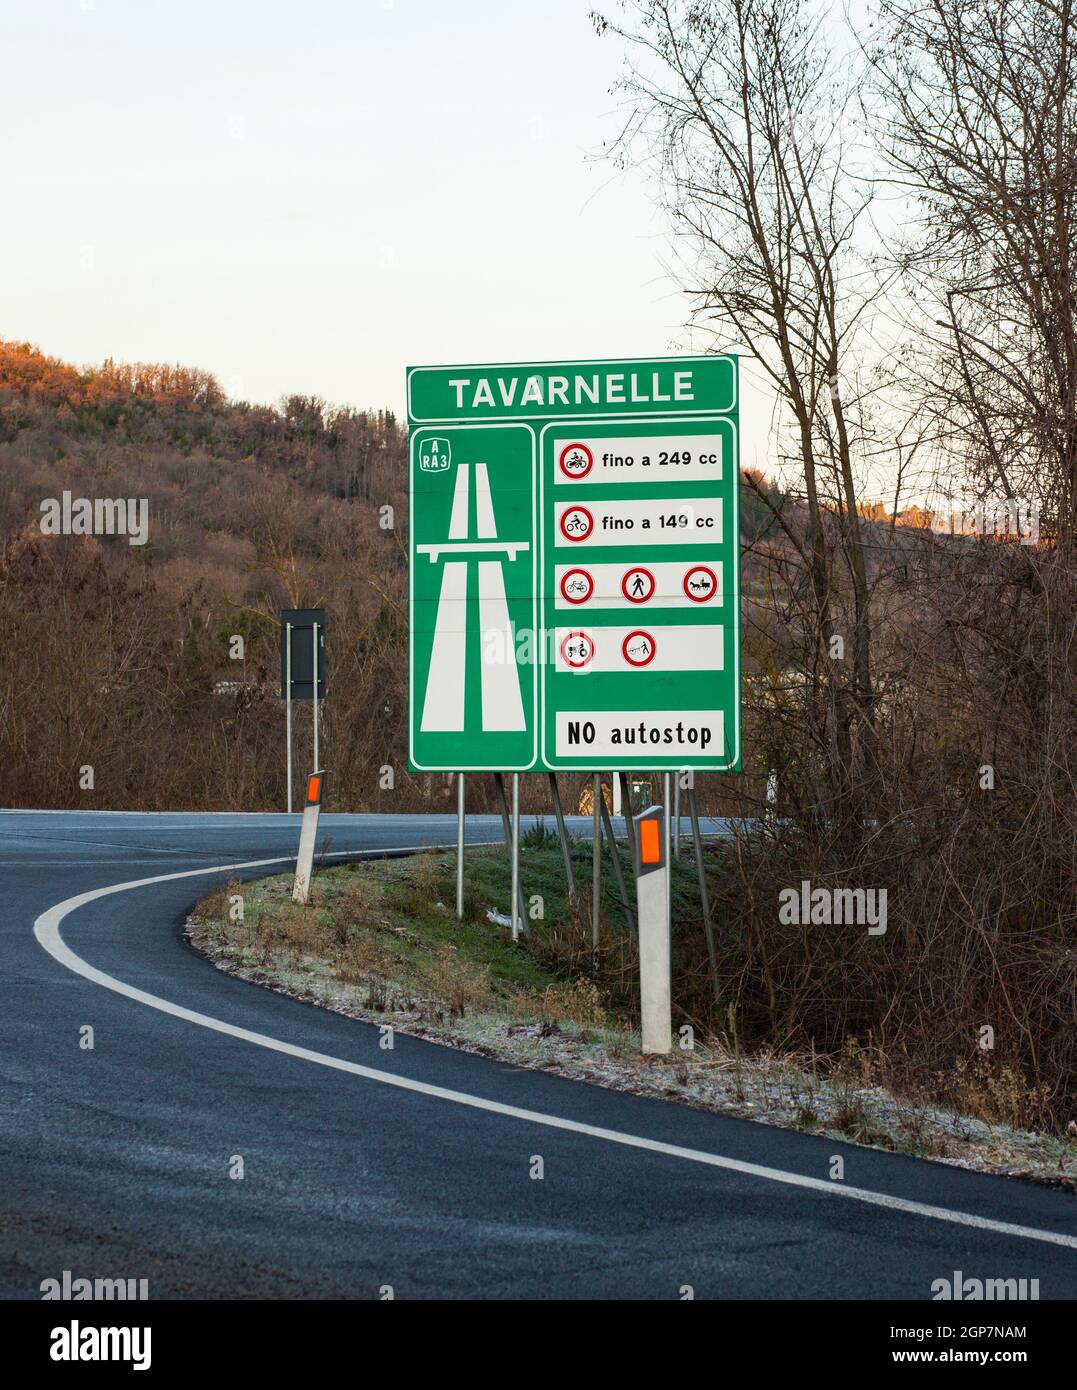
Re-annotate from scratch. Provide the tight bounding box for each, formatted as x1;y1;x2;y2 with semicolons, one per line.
292;770;325;904
634;804;671;1054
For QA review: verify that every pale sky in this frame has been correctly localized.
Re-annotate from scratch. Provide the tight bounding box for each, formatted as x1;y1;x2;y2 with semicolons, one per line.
0;0;780;474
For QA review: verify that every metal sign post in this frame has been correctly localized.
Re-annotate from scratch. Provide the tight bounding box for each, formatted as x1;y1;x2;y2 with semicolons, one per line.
312;623;320;774
591;773;601;949
292;770;325;904
456;772;466;920
548;772;576;908
663;771;672;935
285;622;293;814
673;773;682;857
619;772;639;877
511;773;521;941
633;803;671;1054
281;609;327;815
687;784;720;1002
598;784;635;933
494;772;528;930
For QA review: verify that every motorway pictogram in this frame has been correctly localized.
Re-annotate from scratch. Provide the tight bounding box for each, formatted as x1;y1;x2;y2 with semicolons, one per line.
416;461;529;736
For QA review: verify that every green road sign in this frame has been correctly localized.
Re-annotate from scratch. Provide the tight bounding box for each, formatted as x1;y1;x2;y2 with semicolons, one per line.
408;356;740;772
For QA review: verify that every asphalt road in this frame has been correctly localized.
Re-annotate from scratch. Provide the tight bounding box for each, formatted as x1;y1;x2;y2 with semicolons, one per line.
2;809;1075;1300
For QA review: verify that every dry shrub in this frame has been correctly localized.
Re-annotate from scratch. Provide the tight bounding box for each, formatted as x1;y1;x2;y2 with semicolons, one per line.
458;885;488;925
423;945;490;1017
394;853;445;920
333;875;381;946
253;914;279;966
940;1059;1054;1133
538;977;607;1030
337;935;394;984
410;853;440;897
337;874;378;923
279;908;319;957
199;884;232;924
668;547;1077;1132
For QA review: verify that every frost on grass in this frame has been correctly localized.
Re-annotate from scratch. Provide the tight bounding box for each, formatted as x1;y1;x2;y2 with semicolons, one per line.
187;856;1077;1189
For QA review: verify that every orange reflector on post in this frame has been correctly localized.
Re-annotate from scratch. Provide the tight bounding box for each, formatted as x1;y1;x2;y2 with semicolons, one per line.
306;773;322;805
639;817;661;865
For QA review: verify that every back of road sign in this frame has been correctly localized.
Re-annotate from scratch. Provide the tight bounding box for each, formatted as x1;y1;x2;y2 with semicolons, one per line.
280;608;327;701
407;356;740;773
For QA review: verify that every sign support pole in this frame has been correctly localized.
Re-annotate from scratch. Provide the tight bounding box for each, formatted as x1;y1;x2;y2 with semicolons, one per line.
312;622;320;775
687;785;720;1002
494;773;527;931
285;622;293;814
591;773;601;950
599;784;635;933
511;773;521;942
619;772;639;877
673;774;682;858
456;772;465;920
663;771;672;936
548;772;576;908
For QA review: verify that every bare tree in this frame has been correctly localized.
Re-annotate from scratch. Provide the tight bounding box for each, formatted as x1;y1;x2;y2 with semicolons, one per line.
868;0;1077;552
595;0;889;821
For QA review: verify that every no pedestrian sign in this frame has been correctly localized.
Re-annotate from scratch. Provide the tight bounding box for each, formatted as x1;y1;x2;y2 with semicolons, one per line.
407;356;740;771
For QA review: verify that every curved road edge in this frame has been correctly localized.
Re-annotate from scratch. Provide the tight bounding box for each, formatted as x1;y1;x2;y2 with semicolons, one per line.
32;851;1077;1255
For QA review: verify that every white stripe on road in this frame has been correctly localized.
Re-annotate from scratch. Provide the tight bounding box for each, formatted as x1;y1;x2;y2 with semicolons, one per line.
32;855;1077;1253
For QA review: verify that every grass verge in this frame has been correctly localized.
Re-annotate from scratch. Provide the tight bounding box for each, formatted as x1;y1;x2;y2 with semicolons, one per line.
187;841;1077;1188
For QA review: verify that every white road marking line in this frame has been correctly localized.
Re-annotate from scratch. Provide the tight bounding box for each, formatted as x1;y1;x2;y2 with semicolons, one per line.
32;855;1077;1253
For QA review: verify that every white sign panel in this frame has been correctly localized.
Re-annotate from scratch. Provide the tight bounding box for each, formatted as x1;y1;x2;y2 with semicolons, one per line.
555;709;725;759
554;434;724;485
553;624;723;674
555;560;722;610
555;497;723;548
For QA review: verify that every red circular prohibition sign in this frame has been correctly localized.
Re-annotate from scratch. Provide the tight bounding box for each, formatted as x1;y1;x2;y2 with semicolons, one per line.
621;567;656;603
622;630;657;667
683;564;718;602
560;631;595;669
560;569;594;605
559;506;594;542
558;442;594;479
